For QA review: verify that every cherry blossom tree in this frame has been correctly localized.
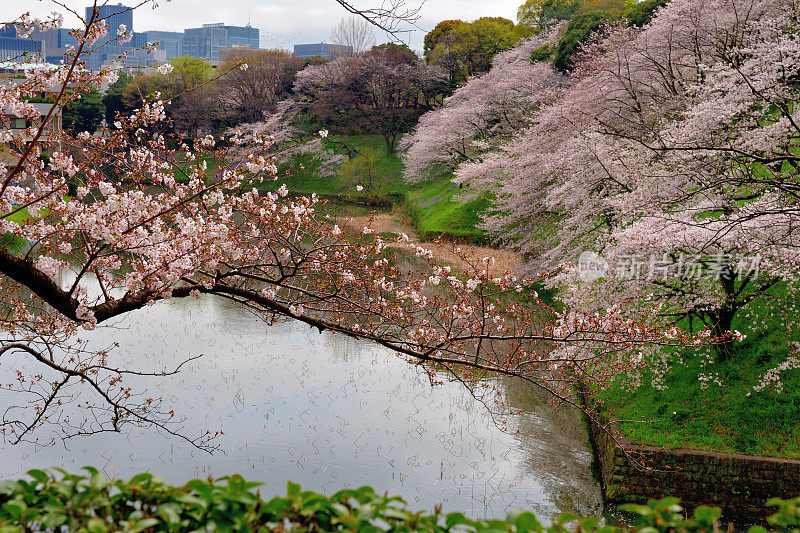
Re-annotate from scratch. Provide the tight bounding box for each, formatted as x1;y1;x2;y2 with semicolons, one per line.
216;49;304;124
438;0;800;365
294;48;447;154
402;30;564;180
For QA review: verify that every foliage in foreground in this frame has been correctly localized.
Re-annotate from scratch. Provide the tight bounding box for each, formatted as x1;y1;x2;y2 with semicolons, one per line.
1;469;800;532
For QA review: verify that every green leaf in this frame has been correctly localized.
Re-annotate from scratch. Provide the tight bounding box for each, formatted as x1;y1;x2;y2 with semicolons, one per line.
87;517;109;533
286;481;301;499
446;511;475;528
618;504;653;516
127;473;154;486
125;518;161;533
158;503;183;525
1;499;27;521
186;479;215;502
25;470;48;485
693;505;722;524
514;511;543;533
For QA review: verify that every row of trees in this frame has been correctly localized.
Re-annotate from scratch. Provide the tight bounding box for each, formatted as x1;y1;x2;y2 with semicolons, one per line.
417;0;670;92
102;51;304;137
100;42;447;152
404;0;800;376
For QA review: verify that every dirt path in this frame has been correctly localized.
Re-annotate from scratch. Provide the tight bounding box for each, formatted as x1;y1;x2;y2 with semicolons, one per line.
340;207;523;275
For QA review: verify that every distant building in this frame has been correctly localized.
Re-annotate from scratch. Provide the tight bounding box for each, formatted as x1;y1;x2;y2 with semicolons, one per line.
0;62;63;100
0;25;45;62
183;25;227;61
294;43;352;60
84;3;134;69
16;11;261;70
87;3;133;35
220;24;259;49
141;30;184;61
183;24;258;61
32;27;78;65
1;98;62;168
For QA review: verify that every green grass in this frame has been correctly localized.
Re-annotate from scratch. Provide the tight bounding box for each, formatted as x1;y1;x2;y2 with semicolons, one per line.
259;135;403;199
399;176;490;242
3;206;33;225
2;205;36;249
596;281;800;459
256;134;490;242
173;155;222;184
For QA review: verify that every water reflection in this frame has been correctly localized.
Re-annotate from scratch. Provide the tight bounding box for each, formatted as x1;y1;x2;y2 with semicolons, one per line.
0;295;601;521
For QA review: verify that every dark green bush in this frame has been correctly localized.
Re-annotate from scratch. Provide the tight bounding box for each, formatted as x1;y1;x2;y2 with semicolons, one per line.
622;0;668;27
553;12;610;71
1;468;800;531
549;0;667;72
530;44;553;63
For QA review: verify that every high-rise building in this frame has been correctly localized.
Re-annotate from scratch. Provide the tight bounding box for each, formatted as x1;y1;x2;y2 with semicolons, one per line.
85;3;133;37
142;31;184;61
183;25;226;61
183;24;258;61
219;24;259;49
0;25;45;62
83;3;134;69
35;28;78;64
294;43;352;60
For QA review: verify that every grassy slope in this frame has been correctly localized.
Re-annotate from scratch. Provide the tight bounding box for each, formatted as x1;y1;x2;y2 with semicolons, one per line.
400;177;491;242
258;134;489;242
2;206;35;249
597;282;800;459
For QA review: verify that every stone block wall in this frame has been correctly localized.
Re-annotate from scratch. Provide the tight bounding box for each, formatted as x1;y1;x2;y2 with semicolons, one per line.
588;414;800;520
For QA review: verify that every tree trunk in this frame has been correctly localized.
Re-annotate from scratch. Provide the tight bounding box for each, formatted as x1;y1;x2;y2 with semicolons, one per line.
711;258;738;361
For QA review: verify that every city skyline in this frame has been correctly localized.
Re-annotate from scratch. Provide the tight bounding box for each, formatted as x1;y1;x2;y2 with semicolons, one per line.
0;0;521;53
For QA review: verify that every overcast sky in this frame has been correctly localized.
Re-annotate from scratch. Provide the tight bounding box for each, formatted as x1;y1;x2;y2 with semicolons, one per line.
3;0;522;53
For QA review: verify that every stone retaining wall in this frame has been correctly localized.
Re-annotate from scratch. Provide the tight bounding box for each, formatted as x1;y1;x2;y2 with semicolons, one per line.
588;413;800;519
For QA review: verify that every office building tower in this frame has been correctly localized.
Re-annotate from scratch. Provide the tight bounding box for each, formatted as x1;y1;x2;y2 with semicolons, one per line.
183;24;258;61
84;3;133;69
294;43;352;60
142;31;184;61
0;25;45;62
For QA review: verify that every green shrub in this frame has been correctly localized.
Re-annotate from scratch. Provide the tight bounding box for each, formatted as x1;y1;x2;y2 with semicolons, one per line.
622;0;668;27
553;11;610;71
530;44;553;62
2;468;800;532
549;0;667;72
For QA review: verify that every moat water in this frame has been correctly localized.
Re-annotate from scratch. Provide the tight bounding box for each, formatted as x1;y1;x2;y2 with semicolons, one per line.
0;294;602;520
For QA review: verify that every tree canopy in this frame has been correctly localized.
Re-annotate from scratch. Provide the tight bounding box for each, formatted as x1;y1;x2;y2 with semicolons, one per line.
426;17;520;86
407;0;800;369
62;87;104;134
